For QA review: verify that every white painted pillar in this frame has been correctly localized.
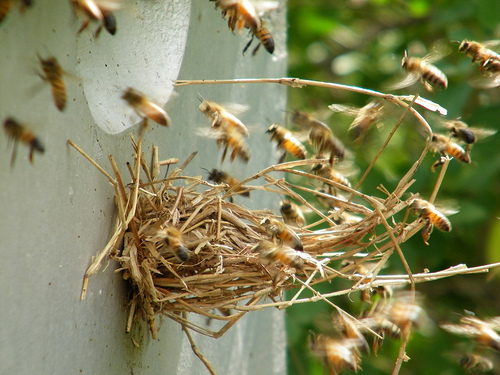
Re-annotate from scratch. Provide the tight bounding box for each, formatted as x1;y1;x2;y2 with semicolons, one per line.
0;1;287;373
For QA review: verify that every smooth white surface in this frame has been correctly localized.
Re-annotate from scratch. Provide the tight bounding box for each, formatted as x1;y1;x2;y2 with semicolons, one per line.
0;1;287;374
76;0;191;134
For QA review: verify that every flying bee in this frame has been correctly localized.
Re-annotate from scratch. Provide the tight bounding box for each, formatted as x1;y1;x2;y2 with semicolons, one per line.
199;99;249;136
71;0;120;37
145;223;190;261
310;334;363;375
279;199;306;228
199;99;250;163
459;353;494;373
380;291;427;334
252;240;304;270
207;168;250;198
266;123;306;163
357;315;402;354
442;314;500;352
3;117;44;166
163;226;190;261
328;101;384;142
214;0;259;33
335;313;369;353
291;111;345;163
214;0;277;54
431;133;470;166
203;123;250;163
311;162;352;189
389;50;448;92
457;39;500;65
410;198;452;245
439;119;496;151
37;54;66;111
121;87;171;127
243;23;275;55
260;217;303;251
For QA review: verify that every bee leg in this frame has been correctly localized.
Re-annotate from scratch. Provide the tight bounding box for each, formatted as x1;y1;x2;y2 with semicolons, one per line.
138;118;149;138
242;35;255;55
278;151;287;164
421;221;433;245
10;141;19;168
94;24;103;38
251;42;261;56
221;145;229;163
28;145;35;164
78;19;90;34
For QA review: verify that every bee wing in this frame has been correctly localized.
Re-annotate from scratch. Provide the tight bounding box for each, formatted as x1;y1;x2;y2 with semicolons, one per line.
386;72;421;91
221;102;250;116
196;127;221;139
440;323;480;337
470;74;500;89
433;199;460;216
251;0;279;15
468;127;497;140
328;104;360;117
95;0;125;11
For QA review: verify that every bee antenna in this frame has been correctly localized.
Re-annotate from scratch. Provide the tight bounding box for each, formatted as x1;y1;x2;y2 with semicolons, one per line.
197;93;205;103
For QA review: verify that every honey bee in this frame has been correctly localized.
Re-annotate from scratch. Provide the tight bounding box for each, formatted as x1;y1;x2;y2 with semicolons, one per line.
146;223;189;261
410;198;452;245
260;217;303;251
431;133;471;165
382;291;427;334
37;54;66;111
253;240;304;270
71;0;120;37
358;315;402;354
243;24;275;55
207;168;249;198
457;40;500;65
3;117;44;166
291;111;345;164
439;119;496;151
441;315;500;352
459;353;494;373
214;0;277;55
390;50;448;92
328;101;383;142
279;199;306;228
199;99;249;136
311;162;352;189
266;123;306;163
199;99;250;163
310;334;363;375
121;87;171;127
480;58;500;76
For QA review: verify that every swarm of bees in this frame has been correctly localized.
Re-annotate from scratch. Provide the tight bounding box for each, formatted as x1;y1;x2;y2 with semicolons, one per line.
6;1;500;374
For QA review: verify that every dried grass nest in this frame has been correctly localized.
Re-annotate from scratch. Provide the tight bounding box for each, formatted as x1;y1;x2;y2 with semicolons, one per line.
70;134;493;341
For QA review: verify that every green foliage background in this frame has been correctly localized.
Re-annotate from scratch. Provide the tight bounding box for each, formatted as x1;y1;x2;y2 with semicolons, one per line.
285;0;500;374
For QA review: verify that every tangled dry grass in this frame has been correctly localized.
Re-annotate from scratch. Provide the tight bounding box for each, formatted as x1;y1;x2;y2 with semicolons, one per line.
71;77;500;375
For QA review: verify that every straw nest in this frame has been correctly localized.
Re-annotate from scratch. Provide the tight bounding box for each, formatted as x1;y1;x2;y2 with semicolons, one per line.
71;132;487;341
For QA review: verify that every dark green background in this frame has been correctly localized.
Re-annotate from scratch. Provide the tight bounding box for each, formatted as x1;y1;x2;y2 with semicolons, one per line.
285;0;500;373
